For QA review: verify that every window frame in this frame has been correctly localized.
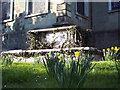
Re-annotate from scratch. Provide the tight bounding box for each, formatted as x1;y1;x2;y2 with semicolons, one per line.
25;0;49;18
108;0;120;12
75;0;89;17
1;0;14;23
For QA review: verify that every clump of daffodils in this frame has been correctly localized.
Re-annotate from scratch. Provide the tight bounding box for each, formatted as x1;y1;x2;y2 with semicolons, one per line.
102;46;120;61
103;46;119;52
43;50;95;88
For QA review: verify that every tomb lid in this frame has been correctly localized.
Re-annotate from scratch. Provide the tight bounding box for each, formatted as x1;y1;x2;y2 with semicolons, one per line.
28;25;76;33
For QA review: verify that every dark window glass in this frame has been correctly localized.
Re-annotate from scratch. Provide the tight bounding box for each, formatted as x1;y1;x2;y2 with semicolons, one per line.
28;0;33;15
77;2;84;15
2;0;11;20
111;2;120;10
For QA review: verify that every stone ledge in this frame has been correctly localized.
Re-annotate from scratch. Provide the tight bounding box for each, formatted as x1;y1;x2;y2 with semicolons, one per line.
28;25;75;33
1;47;103;61
1;47;102;55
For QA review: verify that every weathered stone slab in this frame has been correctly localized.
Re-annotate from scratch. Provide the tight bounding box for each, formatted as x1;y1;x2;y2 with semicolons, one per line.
28;25;77;48
2;47;102;53
28;25;74;33
1;47;103;61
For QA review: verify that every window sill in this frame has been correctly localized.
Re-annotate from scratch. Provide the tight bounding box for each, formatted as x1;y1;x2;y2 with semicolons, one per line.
24;12;48;19
0;19;13;24
108;9;120;14
75;13;88;20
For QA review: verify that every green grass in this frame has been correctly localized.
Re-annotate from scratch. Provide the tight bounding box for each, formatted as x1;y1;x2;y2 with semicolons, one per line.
2;61;119;88
84;61;119;88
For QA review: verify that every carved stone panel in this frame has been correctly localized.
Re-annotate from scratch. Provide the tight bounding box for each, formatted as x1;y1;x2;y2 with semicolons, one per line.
46;30;67;48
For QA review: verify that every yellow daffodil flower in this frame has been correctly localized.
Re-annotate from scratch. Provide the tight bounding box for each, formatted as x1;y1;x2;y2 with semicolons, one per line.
115;46;117;50
111;47;114;50
107;48;110;51
48;52;51;56
115;48;119;52
74;51;80;57
8;55;11;57
102;49;105;52
116;49;119;52
59;55;63;60
114;47;119;52
54;53;59;57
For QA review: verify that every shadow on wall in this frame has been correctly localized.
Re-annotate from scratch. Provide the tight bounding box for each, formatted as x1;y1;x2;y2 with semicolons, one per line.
2;11;55;51
2;12;28;50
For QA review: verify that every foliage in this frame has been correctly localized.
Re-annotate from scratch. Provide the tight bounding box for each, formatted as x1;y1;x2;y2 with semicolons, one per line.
102;47;120;73
84;61;118;88
1;54;14;66
102;46;120;83
43;52;60;78
43;51;96;88
27;32;56;50
2;61;119;88
102;46;120;61
2;62;57;88
34;56;41;64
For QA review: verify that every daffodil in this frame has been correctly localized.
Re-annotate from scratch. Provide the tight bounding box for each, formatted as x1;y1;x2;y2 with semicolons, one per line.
58;54;64;61
115;46;117;50
107;48;110;51
54;52;59;57
111;47;114;50
74;51;80;57
102;49;105;52
114;46;119;51
116;49;119;52
8;55;11;57
48;52;51;56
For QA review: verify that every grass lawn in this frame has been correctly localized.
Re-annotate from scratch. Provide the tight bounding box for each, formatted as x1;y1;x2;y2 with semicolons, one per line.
2;61;119;88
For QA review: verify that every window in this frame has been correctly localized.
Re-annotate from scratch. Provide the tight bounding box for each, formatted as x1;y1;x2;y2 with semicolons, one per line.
77;2;84;15
0;0;13;22
108;1;120;11
76;0;88;17
25;0;48;17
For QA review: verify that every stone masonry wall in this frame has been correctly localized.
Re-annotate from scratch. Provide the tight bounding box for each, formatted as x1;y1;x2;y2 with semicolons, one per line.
1;0;65;50
1;0;91;50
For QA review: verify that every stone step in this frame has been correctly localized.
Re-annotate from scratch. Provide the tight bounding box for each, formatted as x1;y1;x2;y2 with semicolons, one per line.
1;47;103;61
2;47;101;54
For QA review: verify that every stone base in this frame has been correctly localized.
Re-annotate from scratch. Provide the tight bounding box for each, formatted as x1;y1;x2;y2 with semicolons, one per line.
1;47;103;61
